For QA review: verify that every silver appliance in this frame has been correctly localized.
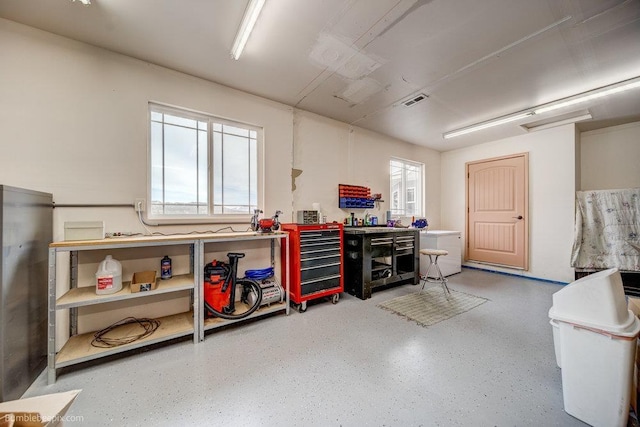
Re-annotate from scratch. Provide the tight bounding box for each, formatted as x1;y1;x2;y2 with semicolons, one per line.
0;186;52;402
296;210;319;224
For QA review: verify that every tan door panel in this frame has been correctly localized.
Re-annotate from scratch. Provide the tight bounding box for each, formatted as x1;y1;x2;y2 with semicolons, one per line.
466;153;528;270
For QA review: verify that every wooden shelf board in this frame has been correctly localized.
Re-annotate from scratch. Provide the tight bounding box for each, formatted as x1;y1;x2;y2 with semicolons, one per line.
203;301;287;331
56;274;194;309
50;231;287;249
55;312;194;367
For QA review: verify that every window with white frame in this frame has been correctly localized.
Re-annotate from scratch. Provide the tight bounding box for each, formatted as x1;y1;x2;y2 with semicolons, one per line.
390;158;423;216
149;104;261;219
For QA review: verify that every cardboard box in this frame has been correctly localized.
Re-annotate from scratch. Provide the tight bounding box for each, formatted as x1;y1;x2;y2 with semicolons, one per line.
63;221;104;241
0;390;80;427
630;297;640;317
130;271;158;293
629;297;640;416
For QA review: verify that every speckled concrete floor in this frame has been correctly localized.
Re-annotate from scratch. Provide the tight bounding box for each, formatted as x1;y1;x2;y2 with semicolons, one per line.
25;268;587;426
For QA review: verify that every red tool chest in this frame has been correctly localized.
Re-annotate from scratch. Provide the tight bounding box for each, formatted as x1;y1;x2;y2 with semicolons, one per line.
280;223;343;312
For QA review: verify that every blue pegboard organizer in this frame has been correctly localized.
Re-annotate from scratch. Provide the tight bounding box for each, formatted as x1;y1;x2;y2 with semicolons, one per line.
339;197;375;209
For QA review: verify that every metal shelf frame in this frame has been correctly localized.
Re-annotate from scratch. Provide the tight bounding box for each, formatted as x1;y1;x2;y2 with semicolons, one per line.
47;231;290;383
47;236;200;384
198;231;289;340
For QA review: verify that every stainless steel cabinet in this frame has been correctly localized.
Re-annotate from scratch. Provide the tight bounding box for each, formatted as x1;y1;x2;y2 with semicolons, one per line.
0;186;52;402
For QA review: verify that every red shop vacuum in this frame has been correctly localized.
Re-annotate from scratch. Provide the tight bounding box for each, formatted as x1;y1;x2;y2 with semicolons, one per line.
203;259;232;315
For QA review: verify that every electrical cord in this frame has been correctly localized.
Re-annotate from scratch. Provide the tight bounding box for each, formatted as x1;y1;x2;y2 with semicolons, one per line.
91;317;161;348
133;203;252;235
137;208;154;236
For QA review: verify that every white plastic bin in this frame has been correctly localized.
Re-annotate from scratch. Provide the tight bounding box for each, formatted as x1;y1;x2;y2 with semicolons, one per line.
557;318;639;427
550;268;628;331
549;268;640;427
550;319;561;368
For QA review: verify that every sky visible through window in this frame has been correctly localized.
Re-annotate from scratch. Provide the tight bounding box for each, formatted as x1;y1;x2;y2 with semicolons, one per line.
390;158;423;216
150;109;257;216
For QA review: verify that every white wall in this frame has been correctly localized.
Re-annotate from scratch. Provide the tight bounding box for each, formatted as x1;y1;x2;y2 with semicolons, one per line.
0;18;293;241
580;121;640;190
292;110;441;227
441;125;578;283
0;19;443;341
0;18;297;341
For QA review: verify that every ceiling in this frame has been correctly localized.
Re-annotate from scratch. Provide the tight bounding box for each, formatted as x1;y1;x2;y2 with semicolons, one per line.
1;0;639;151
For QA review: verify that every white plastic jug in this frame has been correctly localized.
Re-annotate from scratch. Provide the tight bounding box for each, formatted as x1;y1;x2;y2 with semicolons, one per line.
95;255;123;295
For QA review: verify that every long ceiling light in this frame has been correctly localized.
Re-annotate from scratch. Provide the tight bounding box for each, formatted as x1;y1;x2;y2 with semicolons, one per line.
534;77;640;114
443;112;534;139
443;75;640;139
230;0;266;60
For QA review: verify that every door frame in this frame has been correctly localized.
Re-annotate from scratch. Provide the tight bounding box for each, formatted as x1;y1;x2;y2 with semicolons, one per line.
465;152;529;270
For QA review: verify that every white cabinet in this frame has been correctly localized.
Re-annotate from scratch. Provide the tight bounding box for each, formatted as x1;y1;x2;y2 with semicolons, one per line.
419;230;462;277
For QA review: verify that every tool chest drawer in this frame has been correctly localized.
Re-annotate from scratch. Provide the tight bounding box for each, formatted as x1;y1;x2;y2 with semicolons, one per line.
301;263;341;283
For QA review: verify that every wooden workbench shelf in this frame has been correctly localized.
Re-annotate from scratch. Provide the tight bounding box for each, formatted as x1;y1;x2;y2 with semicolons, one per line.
203;300;288;331
48;235;199;384
55;311;194;367
47;231;290;383
56;274;195;309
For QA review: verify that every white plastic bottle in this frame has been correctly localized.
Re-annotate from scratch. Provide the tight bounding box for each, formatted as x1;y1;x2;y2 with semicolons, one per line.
95;255;123;295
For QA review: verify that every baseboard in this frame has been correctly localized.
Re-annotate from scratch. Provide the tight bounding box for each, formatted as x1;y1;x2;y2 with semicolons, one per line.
462;264;569;285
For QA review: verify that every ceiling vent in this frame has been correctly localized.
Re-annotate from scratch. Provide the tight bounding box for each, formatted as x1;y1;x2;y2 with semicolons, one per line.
402;93;428;107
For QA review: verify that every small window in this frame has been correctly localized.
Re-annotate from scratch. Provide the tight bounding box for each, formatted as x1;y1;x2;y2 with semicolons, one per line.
390;158;423;216
149;104;261;220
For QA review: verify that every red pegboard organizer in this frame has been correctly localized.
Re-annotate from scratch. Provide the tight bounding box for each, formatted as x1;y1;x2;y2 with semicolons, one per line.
339;184;375;209
338;184;371;198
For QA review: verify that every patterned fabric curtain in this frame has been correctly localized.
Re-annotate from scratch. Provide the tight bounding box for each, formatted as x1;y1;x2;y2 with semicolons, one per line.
571;188;640;271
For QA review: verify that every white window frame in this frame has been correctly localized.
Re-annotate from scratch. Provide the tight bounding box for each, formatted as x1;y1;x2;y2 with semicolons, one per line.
389;157;424;217
148;103;264;223
406;186;416;213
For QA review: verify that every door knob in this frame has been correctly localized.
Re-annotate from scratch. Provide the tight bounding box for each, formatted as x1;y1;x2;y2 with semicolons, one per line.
513;215;523;220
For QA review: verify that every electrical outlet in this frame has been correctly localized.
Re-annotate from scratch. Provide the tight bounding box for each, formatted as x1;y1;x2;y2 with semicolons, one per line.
106;231;135;238
135;198;145;212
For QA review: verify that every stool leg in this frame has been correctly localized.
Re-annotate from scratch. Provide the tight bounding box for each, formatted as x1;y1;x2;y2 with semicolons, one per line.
421;255;435;291
434;258;451;296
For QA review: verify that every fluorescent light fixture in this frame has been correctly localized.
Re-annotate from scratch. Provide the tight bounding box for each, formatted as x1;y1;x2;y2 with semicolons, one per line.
230;0;266;60
71;0;91;4
534;77;640;114
520;110;592;132
442;75;640;139
443;112;534;139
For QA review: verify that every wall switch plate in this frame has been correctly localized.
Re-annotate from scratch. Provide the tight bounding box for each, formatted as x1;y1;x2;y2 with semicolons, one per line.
134;198;145;212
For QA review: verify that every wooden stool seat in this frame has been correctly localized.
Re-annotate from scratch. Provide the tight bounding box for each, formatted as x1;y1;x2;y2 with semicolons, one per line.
419;249;449;257
419;248;451;297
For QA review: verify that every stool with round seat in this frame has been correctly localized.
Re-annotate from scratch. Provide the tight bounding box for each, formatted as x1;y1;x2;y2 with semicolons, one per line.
419;248;451;296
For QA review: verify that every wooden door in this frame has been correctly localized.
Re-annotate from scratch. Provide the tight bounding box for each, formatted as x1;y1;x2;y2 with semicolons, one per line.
466;153;528;270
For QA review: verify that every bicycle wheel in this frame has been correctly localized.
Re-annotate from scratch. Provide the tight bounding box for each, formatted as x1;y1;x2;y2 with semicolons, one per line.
204;278;262;320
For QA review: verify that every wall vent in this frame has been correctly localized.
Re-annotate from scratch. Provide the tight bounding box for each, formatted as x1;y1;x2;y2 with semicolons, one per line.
402;93;428;107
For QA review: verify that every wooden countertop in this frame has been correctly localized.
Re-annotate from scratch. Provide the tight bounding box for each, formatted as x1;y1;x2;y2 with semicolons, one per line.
343;227;420;234
50;230;288;248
